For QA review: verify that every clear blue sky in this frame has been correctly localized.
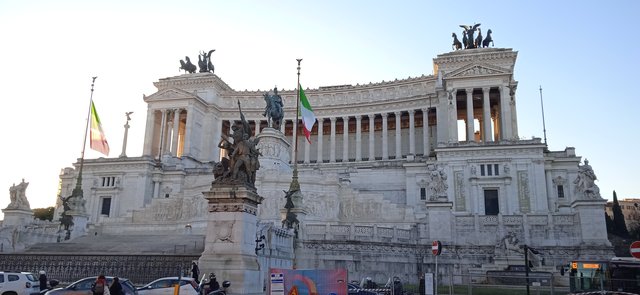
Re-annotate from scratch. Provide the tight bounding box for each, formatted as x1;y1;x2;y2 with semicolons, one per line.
1;0;638;217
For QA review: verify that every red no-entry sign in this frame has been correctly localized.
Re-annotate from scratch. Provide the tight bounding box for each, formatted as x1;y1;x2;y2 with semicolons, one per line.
432;240;442;256
630;241;640;259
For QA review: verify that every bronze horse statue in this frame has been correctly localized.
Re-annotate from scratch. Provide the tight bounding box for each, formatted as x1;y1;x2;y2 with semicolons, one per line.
482;29;494;48
179;56;196;73
452;33;462;50
263;91;284;129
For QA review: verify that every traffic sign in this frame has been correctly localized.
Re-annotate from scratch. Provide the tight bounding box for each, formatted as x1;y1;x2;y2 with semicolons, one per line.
630;241;640;259
432;240;442;256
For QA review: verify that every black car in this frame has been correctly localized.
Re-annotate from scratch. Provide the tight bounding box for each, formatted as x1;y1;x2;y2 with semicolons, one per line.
44;276;137;295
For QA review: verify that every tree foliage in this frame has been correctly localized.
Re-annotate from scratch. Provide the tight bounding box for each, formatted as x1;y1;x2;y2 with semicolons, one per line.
32;206;55;221
612;190;629;237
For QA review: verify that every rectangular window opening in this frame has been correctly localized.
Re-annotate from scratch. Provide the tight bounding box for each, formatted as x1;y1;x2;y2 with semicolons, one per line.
420;188;426;200
484;189;499;215
557;185;565;198
100;197;112;216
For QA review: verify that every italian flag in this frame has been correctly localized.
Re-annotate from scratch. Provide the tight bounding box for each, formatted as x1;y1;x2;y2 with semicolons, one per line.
299;84;316;143
90;101;110;156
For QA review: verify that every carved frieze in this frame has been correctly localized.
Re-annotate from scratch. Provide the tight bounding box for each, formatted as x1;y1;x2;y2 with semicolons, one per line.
517;171;531;213
454;171;466;211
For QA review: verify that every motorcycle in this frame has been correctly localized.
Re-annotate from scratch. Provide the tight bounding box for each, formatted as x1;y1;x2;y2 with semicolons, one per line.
38;279;60;294
207;280;230;295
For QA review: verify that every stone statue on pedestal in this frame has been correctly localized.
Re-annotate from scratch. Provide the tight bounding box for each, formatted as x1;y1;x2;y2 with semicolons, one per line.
6;179;30;210
574;159;601;199
262;87;284;130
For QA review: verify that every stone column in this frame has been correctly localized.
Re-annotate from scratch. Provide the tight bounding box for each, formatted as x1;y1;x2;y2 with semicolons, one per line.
355;115;362;161
330;117;336;162
280;119;286;133
171;109;181;155
422;108;430;156
165;112;173;155
394;111;402;159
382;113;389;160
500;86;513;140
183;109;193;157
213;117;222;160
408;110;415;155
466;88;474;142
158;109;167;157
342;116;349;162
304;131;310;164
254;119;261;136
200;185;264;295
317;118;324;163
482;87;492;142
510;85;519;139
368;114;375;160
143;109;156;156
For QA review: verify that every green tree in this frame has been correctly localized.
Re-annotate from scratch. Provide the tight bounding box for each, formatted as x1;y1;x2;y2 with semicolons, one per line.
612;190;629;237
32;206;55;221
605;211;614;233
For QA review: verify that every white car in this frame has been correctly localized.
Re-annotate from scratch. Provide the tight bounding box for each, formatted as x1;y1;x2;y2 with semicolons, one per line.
0;271;40;295
137;277;199;295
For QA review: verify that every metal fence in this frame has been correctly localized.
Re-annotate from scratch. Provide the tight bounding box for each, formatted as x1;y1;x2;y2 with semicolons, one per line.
0;253;199;286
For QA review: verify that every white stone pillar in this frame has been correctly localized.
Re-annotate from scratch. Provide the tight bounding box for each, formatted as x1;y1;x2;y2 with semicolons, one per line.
171;109;180;155
355;115;362;161
254;119;261;135
422;108;430;156
466;88;474;142
482;87;492;142
342;116;349;162
158;109;167;157
500;86;513;140
280;119;286;133
304;132;310;164
368;114;375;161
317;118;324;163
183;109;193;157
394;111;402;159
143;108;156;156
408;110;415;155
330;117;336;163
510;85;519;139
382;113;389;160
213;117;222;160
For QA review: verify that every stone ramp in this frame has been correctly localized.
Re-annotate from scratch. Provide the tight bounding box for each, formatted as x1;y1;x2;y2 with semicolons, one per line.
22;234;205;255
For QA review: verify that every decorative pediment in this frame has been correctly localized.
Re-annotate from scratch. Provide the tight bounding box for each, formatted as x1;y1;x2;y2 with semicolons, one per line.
446;63;510;79
143;88;201;102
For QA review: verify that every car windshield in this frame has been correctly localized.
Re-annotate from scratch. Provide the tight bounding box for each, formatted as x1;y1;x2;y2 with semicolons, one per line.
25;273;37;282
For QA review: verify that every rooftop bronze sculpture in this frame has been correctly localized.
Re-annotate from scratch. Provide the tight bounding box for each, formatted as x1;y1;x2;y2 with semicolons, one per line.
179;56;196;73
198;49;215;73
452;24;494;50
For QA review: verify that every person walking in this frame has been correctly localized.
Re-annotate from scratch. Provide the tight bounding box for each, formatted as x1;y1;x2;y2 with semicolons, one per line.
38;271;47;291
109;277;124;295
191;261;200;284
92;275;108;295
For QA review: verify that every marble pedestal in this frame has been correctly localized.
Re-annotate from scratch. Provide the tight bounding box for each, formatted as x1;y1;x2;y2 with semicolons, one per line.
1;208;33;227
256;127;291;173
571;199;610;245
426;201;453;242
200;184;264;295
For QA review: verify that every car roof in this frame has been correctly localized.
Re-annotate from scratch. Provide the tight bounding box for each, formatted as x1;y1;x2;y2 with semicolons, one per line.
150;277;194;280
71;276;131;283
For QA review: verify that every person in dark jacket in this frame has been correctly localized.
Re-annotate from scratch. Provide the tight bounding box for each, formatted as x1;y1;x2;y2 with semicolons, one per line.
209;273;220;292
418;273;425;295
191;261;200;284
109;277;124;295
392;277;403;295
38;271;47;291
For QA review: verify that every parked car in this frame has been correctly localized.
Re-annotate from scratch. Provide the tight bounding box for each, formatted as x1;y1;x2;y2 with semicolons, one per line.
0;271;40;295
348;283;379;295
44;276;136;295
136;277;199;295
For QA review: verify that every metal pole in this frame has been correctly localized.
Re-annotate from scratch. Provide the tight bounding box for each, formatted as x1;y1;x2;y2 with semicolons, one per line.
539;86;547;146
525;244;530;295
435;255;438;295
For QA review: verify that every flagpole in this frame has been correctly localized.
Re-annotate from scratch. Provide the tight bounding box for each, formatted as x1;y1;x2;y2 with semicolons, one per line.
295;59;302;168
76;76;98;189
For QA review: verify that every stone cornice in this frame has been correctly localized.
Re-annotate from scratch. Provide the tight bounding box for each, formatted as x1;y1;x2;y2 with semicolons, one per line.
433;48;518;65
153;73;232;92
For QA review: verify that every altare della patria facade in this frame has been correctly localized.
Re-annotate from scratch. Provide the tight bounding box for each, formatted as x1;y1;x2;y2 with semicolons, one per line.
0;25;612;293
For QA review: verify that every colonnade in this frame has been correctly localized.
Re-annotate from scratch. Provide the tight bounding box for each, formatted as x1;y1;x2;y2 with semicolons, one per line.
143;108;189;158
221;108;435;164
453;86;515;143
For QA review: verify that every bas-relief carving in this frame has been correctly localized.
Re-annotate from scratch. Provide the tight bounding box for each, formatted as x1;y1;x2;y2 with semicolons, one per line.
215;220;235;243
306;195;339;219
148;196;206;221
426;164;448;200
338;199;384;221
454;172;466;211
517;171;531;213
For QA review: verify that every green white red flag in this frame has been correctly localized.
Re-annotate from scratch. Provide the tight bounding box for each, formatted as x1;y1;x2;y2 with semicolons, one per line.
90;101;110;156
298;84;316;143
